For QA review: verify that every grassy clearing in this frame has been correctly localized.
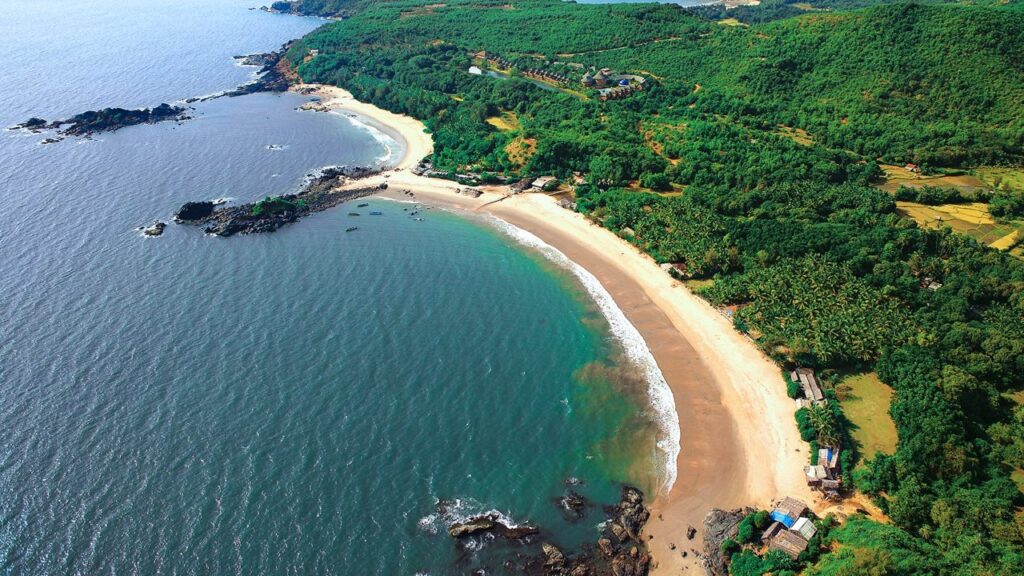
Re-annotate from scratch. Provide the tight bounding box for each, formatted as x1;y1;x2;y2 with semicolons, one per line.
775;125;814;146
485;111;520;132
718;18;747;27
975;166;1024;191
896;201;1024;248
837;373;899;462
504;136;536;167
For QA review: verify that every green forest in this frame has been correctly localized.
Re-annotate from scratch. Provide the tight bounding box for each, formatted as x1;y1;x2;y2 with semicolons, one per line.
284;0;1024;574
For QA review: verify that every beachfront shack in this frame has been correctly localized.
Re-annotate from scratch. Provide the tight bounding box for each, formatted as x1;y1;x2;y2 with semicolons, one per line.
790;367;824;403
792;517;817;542
770;497;808;528
769;529;809;560
761;521;784;543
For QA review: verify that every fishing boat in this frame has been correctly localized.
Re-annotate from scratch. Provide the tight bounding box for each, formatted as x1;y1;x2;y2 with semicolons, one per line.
346;227;358;232
348;212;360;216
370;211;383;216
357;203;369;208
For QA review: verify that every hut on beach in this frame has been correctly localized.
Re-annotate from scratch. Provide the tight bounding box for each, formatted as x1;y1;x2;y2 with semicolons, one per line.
769;529;809;560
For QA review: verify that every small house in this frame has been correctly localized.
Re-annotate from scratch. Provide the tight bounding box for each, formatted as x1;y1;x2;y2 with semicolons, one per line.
468;65;483;75
905;163;920;174
770;497;808;528
761;521;784;544
792;517;817;542
790;367;824;403
531;176;556;190
818;446;841;479
804;464;827;486
769;529;809;560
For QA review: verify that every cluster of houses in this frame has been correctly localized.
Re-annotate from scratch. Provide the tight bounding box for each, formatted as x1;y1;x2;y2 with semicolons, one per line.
791;368;843;499
483;53;513;70
521;68;570;86
762;497;817;560
581;68;647;100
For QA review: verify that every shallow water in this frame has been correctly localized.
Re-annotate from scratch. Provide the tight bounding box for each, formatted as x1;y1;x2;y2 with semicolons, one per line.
0;1;666;574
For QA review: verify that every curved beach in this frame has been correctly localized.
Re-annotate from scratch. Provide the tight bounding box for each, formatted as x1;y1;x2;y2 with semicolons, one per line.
296;83;816;573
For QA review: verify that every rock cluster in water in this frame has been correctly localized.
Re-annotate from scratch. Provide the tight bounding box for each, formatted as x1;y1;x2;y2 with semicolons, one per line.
10;104;189;141
174;166;382;237
12;44;295;142
443;485;654;576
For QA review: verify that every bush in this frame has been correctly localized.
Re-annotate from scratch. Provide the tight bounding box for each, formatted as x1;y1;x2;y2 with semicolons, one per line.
795;408;816;442
786;377;800;399
737;516;755;543
720;538;740;557
641;171;672;191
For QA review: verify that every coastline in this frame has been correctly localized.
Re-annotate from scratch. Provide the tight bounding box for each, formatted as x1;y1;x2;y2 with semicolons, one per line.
297;83;816;573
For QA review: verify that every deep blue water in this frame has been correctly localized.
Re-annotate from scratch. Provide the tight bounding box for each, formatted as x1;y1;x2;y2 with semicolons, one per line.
0;2;658;574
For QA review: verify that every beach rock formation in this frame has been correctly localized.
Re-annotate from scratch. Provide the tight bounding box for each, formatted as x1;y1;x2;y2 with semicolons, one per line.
175;166;382;236
701;508;751;576
554;489;588;522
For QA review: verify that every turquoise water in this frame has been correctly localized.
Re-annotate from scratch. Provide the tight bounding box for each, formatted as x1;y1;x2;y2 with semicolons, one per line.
0;1;662;574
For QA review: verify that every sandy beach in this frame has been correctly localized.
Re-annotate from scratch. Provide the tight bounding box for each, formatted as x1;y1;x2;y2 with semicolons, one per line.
296;83;817;573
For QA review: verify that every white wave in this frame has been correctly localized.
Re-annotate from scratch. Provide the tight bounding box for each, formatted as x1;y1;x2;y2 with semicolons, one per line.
329;110;402;168
486;217;680;495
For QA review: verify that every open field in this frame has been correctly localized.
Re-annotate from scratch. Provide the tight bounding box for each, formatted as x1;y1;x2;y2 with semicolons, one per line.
878;164;988;194
836;373;899;463
485;111;520;132
975;166;1024;191
775;125;814;146
896;201;1024;250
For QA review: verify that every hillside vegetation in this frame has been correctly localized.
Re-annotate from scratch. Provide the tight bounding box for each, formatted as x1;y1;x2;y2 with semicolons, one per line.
287;1;1024;574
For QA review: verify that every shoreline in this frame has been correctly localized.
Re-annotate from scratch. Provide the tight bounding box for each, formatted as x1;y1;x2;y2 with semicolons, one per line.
299;83;817;573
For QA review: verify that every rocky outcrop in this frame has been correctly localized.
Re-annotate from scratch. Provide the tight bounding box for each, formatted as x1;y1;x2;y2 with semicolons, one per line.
222;43;293;97
175;166;381;237
555;489;588;522
142;221;166;237
701;508;751;576
174;201;216;222
448;514;539;540
11;104;189;140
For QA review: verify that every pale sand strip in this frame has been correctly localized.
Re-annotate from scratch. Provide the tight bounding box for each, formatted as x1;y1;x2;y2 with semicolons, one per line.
298;83;817;573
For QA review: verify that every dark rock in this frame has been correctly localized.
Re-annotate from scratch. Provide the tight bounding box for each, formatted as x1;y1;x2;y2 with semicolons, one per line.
598;538;615;558
10;117;46;131
449;517;497;538
142;221;166;237
542;543;565;567
174;201;216;221
687;526;697;540
30;104;190;139
555;489;588;522
175;165;383;237
701;508;751;576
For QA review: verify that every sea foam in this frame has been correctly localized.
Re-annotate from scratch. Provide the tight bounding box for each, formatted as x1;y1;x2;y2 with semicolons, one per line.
329;110;402;168
487;217;681;495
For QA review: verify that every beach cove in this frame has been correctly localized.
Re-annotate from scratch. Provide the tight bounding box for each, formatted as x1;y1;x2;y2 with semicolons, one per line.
302;83;818;573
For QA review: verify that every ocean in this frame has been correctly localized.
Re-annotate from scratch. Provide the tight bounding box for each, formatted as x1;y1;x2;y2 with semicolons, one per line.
0;1;669;574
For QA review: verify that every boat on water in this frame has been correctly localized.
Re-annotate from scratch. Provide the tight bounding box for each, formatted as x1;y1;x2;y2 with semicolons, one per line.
346;226;358;232
357;203;369;208
348;212;360;216
370;211;383;216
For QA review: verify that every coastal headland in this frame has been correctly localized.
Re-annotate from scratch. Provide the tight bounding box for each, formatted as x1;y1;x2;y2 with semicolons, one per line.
300;83;817;573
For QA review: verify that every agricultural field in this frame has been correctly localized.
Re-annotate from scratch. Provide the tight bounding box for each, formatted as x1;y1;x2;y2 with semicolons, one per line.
975;166;1024;192
877;164;988;195
836;373;899;463
896;200;1024;252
